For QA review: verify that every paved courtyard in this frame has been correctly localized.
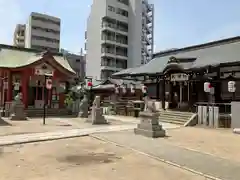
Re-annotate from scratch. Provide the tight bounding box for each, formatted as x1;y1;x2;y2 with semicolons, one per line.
0;136;207;180
93;130;240;180
0;117;125;136
1;115;240;179
162;127;240;162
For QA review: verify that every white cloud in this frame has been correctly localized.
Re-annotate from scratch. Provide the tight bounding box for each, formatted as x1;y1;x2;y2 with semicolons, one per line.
0;0;24;44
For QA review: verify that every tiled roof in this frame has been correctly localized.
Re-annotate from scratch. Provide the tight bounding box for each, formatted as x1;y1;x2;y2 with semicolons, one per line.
114;37;240;76
0;47;75;74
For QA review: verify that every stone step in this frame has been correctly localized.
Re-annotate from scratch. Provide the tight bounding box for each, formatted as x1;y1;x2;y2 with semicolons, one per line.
159;119;186;125
158;110;194;125
159;110;194;116
159;115;188;123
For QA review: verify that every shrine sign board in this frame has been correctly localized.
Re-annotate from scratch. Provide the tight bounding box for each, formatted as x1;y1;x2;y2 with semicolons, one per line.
170;73;189;82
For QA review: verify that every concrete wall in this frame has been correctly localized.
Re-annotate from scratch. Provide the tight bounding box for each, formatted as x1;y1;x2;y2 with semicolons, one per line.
231;101;240;128
86;0;107;80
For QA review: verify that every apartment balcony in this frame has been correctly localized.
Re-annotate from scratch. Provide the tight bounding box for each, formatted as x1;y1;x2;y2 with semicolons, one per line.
32;29;60;40
101;37;128;48
101;65;124;71
116;53;128;60
102;23;128;36
104;11;128;24
16;35;24;40
115;41;128;48
101;51;116;59
31;20;60;32
101;37;115;45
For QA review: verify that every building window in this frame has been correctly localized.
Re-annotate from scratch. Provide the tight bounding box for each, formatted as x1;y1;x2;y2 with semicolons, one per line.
32;16;60;26
32;26;60;34
117;0;129;5
76;59;80;62
116;8;128;17
32;35;59;43
108;5;115;12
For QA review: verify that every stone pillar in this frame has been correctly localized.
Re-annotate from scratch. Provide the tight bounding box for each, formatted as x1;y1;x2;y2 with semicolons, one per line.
21;70;29;108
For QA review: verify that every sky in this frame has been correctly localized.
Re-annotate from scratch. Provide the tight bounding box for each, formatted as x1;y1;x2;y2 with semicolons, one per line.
0;0;240;54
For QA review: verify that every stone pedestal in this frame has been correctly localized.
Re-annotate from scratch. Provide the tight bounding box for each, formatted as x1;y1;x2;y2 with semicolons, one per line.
78;110;88;118
78;95;89;118
134;111;166;138
91;107;108;125
10;103;27;120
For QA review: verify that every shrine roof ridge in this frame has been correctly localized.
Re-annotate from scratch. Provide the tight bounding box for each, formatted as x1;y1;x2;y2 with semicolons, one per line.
153;36;240;58
113;36;240;77
0;44;63;56
0;44;75;74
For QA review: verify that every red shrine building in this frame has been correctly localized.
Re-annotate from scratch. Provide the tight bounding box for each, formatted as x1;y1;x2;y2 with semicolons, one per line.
0;45;76;110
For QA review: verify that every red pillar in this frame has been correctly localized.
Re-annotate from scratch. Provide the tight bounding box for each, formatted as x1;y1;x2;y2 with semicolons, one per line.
22;70;29;108
0;70;3;106
7;70;12;102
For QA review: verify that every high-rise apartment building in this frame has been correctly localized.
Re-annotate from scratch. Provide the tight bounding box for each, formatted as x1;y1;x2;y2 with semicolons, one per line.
85;0;154;80
13;24;26;48
25;12;61;52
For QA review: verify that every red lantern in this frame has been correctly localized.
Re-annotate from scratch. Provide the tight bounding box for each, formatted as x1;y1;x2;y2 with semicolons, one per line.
87;81;92;87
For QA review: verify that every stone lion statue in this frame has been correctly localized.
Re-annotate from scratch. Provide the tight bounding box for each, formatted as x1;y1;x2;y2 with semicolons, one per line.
92;96;101;109
144;97;157;113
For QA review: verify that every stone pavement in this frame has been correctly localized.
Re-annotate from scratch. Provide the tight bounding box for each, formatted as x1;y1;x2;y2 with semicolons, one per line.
92;130;240;180
0;116;180;147
104;115;181;129
0;125;135;146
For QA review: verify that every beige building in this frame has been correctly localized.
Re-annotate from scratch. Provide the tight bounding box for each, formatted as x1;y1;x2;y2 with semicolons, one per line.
24;12;61;52
13;24;26;48
85;0;154;80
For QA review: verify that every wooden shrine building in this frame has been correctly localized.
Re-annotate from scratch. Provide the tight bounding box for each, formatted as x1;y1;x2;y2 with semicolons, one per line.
112;36;240;112
0;44;76;110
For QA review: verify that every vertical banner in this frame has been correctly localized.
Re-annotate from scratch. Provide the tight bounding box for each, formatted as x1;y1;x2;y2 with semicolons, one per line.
213;106;219;128
197;106;203;124
208;106;214;127
202;106;208;126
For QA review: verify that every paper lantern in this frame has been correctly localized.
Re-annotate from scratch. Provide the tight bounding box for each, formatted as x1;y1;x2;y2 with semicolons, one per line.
130;84;135;93
46;79;52;89
228;81;236;92
204;82;211;92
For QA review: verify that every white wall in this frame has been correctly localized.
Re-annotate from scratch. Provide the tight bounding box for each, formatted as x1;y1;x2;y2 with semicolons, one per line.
86;0;107;80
